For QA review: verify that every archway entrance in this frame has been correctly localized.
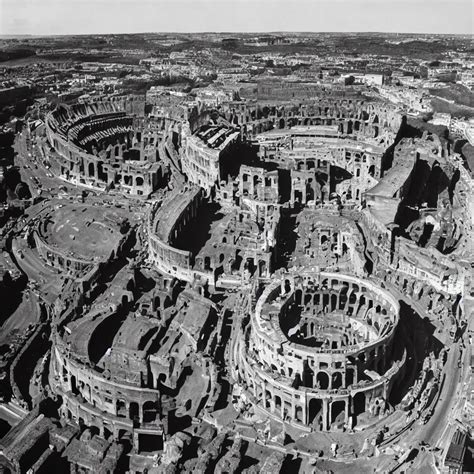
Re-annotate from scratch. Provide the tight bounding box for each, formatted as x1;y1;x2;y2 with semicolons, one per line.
316;371;329;390
308;398;323;426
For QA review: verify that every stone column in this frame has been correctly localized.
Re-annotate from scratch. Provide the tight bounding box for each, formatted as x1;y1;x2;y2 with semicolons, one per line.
322;399;329;431
344;397;350;425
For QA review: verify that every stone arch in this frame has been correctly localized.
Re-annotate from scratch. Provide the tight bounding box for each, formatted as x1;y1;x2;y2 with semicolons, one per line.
295;405;303;422
332;372;343;389
275;395;282;410
346;367;355;386
331;400;346;425
143;401;158;423
316;371;329;390
265;390;272;408
303;361;315;388
308;398;322;425
353;392;366;417
121;294;129;306
116;399;126;418
295;289;303;305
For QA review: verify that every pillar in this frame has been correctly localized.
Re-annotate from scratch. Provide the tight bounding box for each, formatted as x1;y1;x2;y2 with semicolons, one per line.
322;399;329;431
344;397;350;425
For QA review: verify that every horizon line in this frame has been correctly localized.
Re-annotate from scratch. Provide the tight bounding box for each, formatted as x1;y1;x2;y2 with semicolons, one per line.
1;31;471;38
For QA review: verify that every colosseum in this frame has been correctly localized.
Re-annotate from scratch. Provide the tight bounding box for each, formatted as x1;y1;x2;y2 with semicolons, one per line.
44;96;176;196
232;271;406;432
2;77;472;473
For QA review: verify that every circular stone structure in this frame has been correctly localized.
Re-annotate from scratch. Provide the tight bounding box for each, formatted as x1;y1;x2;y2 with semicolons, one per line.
45;97;175;196
234;271;407;432
33;203;129;273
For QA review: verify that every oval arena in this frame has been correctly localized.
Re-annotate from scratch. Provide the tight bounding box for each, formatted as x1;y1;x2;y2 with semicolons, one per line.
45;97;174;196
233;271;407;432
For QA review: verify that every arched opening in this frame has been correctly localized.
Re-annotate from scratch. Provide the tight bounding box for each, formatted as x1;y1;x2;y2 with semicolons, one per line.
295;289;303;305
265;390;272;409
353;392;366;417
88;162;95;178
332;372;343;389
346;367;355;386
275;395;282;410
316;371;329;390
308;398;323;426
295;405;303;422
129;402;139;421
116;399;126;418
303;361;314;388
331;400;346;425
143;401;158;423
70;375;78;395
136;176;144;187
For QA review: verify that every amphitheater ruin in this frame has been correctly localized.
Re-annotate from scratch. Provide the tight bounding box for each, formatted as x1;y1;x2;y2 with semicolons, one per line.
1;84;472;473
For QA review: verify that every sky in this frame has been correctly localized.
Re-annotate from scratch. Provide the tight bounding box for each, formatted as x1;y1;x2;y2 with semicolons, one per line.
0;0;472;36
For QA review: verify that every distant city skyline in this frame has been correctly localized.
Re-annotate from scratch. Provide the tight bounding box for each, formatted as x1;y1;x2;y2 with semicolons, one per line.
0;0;472;36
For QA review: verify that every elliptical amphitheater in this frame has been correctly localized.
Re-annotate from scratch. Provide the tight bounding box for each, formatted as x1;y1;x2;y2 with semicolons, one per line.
4;84;471;473
233;271;405;432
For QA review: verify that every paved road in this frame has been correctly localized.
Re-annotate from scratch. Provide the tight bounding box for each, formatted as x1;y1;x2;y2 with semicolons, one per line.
376;280;466;470
424;344;466;445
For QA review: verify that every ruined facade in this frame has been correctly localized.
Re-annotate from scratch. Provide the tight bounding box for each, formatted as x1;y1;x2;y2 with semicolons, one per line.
2;78;472;473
